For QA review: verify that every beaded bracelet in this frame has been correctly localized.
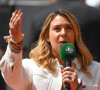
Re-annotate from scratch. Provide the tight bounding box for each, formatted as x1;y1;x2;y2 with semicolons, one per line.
9;38;22;44
8;41;23;53
9;43;22;53
9;42;23;50
4;34;24;53
6;34;24;44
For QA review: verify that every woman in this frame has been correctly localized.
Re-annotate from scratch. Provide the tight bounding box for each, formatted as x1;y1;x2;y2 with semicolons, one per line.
0;9;100;90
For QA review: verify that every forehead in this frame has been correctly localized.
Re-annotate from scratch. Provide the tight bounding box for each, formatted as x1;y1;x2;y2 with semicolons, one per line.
50;15;71;25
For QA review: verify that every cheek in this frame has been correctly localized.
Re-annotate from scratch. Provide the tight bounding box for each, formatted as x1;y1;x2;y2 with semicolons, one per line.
49;32;60;55
49;31;59;42
68;31;75;45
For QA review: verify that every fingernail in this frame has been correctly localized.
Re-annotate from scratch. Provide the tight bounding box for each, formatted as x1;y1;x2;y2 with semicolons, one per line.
60;70;64;73
15;10;18;13
19;10;21;13
20;17;22;20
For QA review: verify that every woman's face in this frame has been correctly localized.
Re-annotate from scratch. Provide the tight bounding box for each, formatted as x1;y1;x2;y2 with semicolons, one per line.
46;15;75;58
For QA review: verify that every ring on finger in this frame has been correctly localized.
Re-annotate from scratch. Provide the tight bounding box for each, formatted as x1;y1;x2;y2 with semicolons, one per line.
67;75;71;79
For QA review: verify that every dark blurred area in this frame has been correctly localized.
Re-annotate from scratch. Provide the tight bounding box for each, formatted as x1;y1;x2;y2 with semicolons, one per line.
0;0;100;90
0;3;12;90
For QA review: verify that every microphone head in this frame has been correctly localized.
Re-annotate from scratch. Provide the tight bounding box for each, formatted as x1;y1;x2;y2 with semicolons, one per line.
60;43;76;61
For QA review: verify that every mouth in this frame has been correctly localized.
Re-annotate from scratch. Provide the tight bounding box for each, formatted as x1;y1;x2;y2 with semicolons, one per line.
59;41;67;46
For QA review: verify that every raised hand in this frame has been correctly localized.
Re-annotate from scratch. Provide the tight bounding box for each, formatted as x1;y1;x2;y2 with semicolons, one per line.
9;10;23;43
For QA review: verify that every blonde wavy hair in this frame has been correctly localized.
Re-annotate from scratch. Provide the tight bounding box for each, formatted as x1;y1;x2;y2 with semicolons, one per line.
29;9;93;76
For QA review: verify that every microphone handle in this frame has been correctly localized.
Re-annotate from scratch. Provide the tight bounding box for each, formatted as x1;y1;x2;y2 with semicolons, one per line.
65;83;70;90
64;59;72;90
64;59;72;67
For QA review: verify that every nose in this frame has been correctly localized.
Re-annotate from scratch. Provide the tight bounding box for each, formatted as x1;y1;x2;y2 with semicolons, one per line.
60;28;66;37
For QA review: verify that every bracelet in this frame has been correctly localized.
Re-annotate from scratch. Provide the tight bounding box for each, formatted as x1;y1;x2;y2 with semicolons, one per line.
9;38;22;44
9;39;23;46
9;44;22;51
9;42;23;50
8;38;23;53
4;34;24;53
9;42;23;53
5;34;24;44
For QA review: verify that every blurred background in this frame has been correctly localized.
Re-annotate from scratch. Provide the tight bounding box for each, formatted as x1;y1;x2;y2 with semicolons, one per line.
0;0;100;90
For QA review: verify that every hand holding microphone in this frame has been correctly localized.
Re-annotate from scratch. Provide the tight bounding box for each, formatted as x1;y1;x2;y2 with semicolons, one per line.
60;43;78;90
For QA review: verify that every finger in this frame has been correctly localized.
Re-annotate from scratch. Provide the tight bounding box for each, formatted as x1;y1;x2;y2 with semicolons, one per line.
14;13;23;27
62;71;77;82
10;10;18;23
62;71;73;77
63;76;72;84
11;11;18;26
71;76;77;82
62;74;72;80
62;73;77;80
13;10;22;25
63;67;74;72
18;12;23;26
9;13;22;31
62;74;77;85
61;70;64;74
9;21;14;30
10;12;14;23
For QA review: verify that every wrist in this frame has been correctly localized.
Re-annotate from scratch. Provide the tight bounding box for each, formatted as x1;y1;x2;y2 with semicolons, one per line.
8;40;23;54
4;34;24;53
11;33;24;43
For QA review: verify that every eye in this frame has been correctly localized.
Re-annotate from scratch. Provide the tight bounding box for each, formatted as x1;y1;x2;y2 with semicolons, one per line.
54;27;60;31
66;26;72;30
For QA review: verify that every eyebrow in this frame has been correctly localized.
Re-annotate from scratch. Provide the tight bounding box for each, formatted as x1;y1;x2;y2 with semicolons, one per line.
67;24;72;26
